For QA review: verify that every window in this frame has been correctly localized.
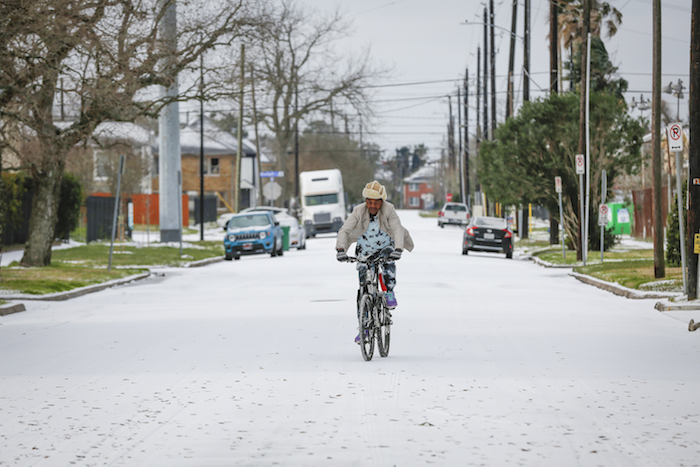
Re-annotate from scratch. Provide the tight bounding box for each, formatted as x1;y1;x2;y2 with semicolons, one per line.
305;193;338;206
409;183;419;192
409;197;420;207
204;157;220;175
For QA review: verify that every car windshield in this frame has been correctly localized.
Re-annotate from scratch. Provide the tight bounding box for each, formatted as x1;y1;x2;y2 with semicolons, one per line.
305;193;338;206
445;204;467;212
227;214;271;230
474;217;507;229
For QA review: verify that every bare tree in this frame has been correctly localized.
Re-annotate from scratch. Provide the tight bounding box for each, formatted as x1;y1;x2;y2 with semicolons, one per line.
0;0;266;266
242;0;385;199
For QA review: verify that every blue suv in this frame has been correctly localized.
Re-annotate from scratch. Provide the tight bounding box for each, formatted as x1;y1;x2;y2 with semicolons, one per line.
223;212;284;260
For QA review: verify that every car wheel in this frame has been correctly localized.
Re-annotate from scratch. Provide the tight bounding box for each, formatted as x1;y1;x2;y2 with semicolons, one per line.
270;245;276;257
224;253;233;261
234;255;240;260
462;248;468;255
506;251;513;259
439;223;444;229
277;238;284;256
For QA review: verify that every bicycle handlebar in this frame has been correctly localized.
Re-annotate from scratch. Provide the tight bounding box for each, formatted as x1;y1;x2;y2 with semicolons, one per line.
342;247;398;264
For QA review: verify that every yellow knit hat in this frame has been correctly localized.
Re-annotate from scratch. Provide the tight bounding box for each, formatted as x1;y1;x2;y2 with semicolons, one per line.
362;180;387;200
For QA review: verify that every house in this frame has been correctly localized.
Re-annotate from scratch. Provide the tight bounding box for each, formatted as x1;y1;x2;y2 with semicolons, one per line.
402;165;436;210
153;116;273;214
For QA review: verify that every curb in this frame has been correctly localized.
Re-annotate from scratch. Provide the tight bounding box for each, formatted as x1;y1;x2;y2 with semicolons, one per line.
184;256;224;268
568;271;683;300
0;302;26;316
527;255;575;269
0;272;151;303
654;300;700;312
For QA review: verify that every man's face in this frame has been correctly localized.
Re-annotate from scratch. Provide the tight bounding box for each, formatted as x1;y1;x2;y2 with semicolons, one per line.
366;198;383;215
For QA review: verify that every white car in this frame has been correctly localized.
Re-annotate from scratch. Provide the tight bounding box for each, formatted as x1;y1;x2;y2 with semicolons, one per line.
275;213;306;250
438;202;470;228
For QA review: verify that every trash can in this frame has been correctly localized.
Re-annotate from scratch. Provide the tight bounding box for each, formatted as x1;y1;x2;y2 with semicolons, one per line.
281;226;290;251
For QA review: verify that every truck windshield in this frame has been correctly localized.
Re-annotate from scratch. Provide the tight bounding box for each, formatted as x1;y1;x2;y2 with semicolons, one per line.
305;193;338;206
227;214;271;230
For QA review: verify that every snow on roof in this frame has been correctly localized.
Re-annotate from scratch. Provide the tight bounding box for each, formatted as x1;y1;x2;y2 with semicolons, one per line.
403;165;436;183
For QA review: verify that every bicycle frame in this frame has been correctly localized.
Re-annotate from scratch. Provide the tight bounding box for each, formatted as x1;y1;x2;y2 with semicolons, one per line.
346;248;394;361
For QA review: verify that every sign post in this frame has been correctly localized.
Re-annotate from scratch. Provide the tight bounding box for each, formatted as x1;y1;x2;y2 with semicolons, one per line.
575;154;585;264
668;123;687;293
555;176;565;259
260;171;284;206
600;169;607;263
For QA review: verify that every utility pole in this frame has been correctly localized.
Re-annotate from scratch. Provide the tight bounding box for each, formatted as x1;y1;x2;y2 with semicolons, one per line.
506;0;518;119
294;80;300;204
523;0;530;102
489;0;496;139
550;0;559;95
476;47;481;195
652;0;666;278
549;0;559;245
464;69;470;209
234;43;244;213
199;50;205;240
687;0;699;299
457;87;464;203
251;65;264;207
158;0;182;243
483;7;489;141
577;0;590;261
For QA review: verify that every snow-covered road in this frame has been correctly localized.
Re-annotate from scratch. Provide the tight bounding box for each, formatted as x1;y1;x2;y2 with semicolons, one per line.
1;210;699;466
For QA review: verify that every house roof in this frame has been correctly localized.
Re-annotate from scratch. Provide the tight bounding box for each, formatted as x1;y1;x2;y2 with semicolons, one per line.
403;165;436;183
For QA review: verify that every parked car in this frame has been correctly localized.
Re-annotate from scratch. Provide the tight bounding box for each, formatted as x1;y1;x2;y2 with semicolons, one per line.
241;206;290;216
438;202;470;228
223;212;284;260
463;216;513;259
275;213;307;250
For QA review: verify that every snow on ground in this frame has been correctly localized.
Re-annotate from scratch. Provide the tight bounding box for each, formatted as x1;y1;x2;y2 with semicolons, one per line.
1;211;699;466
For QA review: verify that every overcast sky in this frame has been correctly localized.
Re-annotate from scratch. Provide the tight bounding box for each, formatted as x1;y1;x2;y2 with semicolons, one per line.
301;0;692;161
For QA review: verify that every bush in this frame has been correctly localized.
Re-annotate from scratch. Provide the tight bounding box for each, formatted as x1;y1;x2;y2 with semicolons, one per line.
666;181;687;267
0;172;27;232
56;173;84;240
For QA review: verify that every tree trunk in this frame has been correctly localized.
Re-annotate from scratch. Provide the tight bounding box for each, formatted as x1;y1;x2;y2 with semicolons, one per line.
21;156;64;267
688;0;700;299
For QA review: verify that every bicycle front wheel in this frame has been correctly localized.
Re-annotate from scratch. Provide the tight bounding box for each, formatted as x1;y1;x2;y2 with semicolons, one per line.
358;294;375;361
376;301;391;358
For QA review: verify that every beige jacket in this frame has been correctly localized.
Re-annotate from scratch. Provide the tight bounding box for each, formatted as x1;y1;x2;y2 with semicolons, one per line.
336;201;414;252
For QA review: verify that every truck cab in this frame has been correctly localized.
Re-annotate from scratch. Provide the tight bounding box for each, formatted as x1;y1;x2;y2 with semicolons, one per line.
299;169;346;237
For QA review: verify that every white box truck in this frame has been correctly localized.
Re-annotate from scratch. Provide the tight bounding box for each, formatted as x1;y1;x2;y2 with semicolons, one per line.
299;169;346;236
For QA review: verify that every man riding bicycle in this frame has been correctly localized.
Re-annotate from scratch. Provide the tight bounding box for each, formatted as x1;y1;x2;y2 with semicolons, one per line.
336;181;414;343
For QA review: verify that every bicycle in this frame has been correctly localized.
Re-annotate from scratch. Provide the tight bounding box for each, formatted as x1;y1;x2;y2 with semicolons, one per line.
345;247;396;361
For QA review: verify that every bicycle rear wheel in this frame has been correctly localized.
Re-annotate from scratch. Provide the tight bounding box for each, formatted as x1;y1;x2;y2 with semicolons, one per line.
376;301;391;357
358;294;375;361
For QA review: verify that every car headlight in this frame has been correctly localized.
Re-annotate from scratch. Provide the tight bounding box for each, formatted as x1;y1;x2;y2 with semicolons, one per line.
259;231;267;239
227;234;236;242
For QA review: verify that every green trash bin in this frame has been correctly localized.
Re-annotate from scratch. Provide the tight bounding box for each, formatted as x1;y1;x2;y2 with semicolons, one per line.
281;226;290;251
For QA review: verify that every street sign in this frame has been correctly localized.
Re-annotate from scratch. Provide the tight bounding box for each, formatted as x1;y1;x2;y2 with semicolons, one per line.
668;123;684;152
446;193;453;202
598;204;609;227
695;234;700;254
263;181;282;200
575;154;585;174
260;171;284;178
554;176;562;193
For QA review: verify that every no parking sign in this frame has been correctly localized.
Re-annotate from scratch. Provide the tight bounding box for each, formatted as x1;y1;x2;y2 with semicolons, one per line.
668;123;684;152
598;204;609;227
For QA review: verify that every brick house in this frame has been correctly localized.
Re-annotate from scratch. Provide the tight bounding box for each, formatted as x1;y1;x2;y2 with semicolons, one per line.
153;116;272;214
402;165;436;210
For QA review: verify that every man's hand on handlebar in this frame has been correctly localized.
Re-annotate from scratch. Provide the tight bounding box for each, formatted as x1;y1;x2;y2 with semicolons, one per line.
336;249;348;262
389;249;402;260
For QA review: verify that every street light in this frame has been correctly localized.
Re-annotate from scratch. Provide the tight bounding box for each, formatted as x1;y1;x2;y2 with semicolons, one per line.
662;79;685;122
630;94;650;188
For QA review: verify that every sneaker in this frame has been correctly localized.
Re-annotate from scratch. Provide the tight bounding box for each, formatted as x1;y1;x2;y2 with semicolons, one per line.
385;291;397;309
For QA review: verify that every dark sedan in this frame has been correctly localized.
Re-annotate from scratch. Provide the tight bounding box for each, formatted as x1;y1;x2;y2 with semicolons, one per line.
462;216;513;259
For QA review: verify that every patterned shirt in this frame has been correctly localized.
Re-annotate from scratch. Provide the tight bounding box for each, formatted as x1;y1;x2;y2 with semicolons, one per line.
356;214;394;256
